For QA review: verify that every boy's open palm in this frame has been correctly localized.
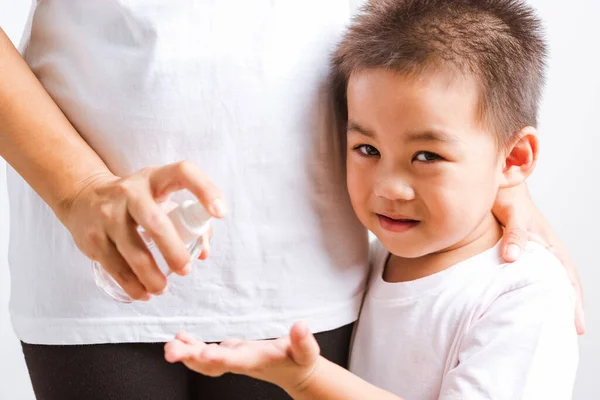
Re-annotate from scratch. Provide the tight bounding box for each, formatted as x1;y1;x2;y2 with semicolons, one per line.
164;322;322;393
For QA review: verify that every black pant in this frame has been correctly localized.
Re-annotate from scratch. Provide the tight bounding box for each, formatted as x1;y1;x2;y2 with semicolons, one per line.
21;323;354;400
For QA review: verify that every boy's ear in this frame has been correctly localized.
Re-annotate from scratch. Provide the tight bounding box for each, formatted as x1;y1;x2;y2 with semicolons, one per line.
500;126;539;188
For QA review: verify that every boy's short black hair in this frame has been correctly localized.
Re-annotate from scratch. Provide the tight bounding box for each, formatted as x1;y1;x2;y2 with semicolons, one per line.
332;0;547;146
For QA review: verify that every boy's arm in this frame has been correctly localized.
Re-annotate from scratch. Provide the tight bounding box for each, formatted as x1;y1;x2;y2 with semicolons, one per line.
289;357;402;400
439;265;578;399
164;257;576;400
164;323;404;400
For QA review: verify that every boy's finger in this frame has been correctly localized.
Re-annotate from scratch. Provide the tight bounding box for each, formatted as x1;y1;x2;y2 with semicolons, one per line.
202;342;265;375
220;338;243;349
164;341;195;363
177;331;199;345
289;321;320;366
195;344;233;376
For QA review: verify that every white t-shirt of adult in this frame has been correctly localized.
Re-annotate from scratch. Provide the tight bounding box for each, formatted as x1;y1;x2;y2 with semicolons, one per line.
8;0;370;345
350;241;578;400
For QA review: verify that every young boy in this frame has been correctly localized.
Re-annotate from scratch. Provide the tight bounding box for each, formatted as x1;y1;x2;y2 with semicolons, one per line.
164;0;578;398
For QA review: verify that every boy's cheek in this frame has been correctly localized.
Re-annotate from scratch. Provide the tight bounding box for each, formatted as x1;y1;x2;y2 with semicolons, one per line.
420;186;469;225
345;178;374;230
346;167;370;201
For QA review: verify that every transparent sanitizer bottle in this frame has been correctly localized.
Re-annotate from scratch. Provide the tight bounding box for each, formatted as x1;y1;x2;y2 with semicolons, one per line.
92;200;212;303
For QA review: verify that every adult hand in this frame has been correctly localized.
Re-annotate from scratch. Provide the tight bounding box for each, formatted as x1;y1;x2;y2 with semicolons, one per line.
493;183;585;335
62;161;226;300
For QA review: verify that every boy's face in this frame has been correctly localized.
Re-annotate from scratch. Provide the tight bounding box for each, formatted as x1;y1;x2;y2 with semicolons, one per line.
346;68;504;258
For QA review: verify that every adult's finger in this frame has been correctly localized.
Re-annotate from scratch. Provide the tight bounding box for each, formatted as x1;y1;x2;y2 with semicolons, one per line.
149;161;227;218
549;244;586;335
500;224;528;262
198;229;211;260
127;195;192;276
110;216;168;295
96;239;150;301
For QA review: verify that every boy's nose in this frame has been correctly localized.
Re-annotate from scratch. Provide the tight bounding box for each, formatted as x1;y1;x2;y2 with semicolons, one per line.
373;173;415;201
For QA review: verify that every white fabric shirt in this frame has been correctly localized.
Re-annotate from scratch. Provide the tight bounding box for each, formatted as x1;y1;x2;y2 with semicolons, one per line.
8;0;369;345
349;241;578;400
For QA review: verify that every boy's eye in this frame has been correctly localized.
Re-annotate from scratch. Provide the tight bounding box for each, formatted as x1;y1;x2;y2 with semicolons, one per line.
355;144;380;157
414;151;442;162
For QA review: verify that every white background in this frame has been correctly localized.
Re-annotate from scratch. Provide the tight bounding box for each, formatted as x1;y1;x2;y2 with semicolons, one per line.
1;1;598;399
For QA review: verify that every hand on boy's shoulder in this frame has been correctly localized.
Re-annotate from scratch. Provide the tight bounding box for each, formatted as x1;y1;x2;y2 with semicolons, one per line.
496;241;576;301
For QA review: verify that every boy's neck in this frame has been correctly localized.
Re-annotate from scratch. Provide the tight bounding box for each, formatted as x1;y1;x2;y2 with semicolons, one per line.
383;213;503;283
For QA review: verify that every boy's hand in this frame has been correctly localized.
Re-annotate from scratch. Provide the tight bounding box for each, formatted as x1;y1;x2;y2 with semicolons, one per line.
164;322;322;393
493;182;585;335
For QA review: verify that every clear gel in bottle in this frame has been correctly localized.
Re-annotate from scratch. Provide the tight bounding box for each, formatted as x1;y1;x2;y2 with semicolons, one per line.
92;200;212;303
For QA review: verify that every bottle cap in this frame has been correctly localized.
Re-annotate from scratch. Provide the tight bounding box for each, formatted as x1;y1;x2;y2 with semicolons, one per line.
169;200;212;241
180;200;212;230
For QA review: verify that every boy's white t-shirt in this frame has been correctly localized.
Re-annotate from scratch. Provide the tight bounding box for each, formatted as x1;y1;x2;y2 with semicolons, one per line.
350;241;578;399
7;0;370;344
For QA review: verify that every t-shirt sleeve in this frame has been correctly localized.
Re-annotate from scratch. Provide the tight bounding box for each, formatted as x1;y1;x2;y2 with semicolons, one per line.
438;269;578;400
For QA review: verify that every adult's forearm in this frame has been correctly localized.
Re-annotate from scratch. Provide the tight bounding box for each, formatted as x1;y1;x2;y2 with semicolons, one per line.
0;28;111;221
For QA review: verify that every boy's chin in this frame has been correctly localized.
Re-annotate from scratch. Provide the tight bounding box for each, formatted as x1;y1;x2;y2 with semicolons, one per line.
378;237;431;259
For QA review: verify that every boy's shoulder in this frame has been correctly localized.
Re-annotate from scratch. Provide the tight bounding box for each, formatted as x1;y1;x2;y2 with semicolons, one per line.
368;239;569;284
365;239;574;305
466;241;576;320
493;241;573;295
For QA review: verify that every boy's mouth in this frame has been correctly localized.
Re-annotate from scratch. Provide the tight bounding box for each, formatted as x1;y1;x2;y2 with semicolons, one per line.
376;214;420;233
